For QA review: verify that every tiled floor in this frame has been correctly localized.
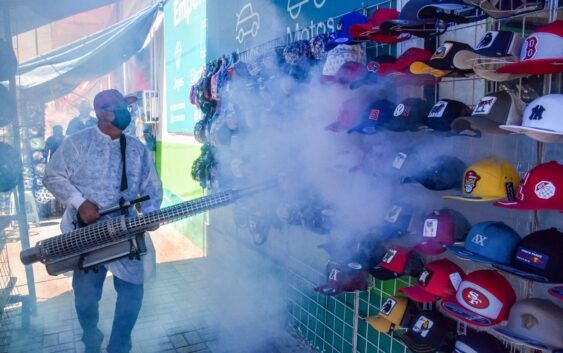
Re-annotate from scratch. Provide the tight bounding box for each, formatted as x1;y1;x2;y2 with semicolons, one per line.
1;221;314;353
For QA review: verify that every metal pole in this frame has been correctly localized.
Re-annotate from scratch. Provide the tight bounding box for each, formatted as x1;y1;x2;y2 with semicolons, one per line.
2;8;38;315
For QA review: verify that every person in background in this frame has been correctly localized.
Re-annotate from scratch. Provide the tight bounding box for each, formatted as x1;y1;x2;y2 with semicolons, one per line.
43;125;64;161
43;89;163;353
66;100;97;135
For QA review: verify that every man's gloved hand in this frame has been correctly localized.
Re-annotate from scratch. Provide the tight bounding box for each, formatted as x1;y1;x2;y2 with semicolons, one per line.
78;200;100;225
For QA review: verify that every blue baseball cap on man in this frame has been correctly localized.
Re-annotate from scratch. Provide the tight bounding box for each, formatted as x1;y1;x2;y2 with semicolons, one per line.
447;221;521;264
329;12;369;45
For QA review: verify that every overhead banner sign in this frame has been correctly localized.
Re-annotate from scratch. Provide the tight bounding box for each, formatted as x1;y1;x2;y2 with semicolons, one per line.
164;0;207;133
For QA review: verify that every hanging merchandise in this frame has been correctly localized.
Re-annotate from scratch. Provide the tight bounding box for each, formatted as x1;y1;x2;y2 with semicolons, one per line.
314;260;368;296
443;156;519;202
493;298;563;351
399;259;465;303
412;208;471;255
349;8;411;43
500;94;563;143
496;20;563;75
369;246;424;280
447;221;521;264
347;98;397;134
385;98;434;131
327;12;369;45
423;99;472;131
463;0;544;18
494;161;563;211
410;41;475;77
401;155;467;191
440;269;516;327
321;43;367;84
493;228;563;283
364;296;419;333
451;91;525;136
453;332;509;353
398;311;458;353
453;30;524;81
0;142;22;193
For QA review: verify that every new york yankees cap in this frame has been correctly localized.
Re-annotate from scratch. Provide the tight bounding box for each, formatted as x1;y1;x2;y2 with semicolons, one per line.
496;20;563;75
384;98;433;132
443;156;520;202
399;259;465;303
365;296;419;333
413;208;471;255
370;246;424;280
451;91;524;135
424;99;472;131
399;311;458;353
494;161;563;211
447;221;521;264
493;228;563;283
493;298;563;351
441;270;516;327
402;155;467;191
500;94;563;143
454;332;509;353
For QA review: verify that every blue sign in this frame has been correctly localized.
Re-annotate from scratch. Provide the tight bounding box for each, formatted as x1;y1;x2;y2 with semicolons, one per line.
164;0;207;133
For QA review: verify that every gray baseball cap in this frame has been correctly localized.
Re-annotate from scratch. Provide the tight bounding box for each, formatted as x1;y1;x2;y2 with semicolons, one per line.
493;298;563;351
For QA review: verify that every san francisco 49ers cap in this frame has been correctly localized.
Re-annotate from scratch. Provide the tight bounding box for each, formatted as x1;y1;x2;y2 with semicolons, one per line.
443;156;520;202
493;298;563;351
399;259;465;303
441;269;516;327
500;94;563;143
494;161;563;211
496;20;563;75
493;228;563;283
447;221;521;264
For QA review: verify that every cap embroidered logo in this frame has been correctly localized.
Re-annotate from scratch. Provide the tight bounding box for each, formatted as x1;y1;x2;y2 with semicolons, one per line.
528;105;545;120
515;247;549;269
369;109;381;121
412;316;433;337
428;101;448;118
423;219;438;237
418;269;433;286
476;32;497;49
523;36;538;60
381;297;397;315
535;181;556;199
431;43;453;60
464;170;481;193
367;61;380;72
382;249;398;263
462;288;490;309
471;233;487;246
473;97;497;115
394;104;412;117
329;268;340;281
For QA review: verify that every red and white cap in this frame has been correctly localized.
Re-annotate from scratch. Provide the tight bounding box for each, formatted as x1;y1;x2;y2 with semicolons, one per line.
495;161;563;211
399;259;465;303
500;94;563;143
496;20;563;75
441;270;516;327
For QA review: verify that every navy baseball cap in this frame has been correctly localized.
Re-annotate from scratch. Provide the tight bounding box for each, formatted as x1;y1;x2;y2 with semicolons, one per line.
447;221;521;264
402;155;467;191
329;12;369;45
399;311;458;353
454;332;509;353
454;31;524;70
347;99;396;134
494;228;563;283
424;99;472;131
385;98;433;132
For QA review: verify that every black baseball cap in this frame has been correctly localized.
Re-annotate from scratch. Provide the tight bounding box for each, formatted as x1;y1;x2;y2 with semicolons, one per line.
424;99;472;131
385;98;433;132
348;99;396;134
494;228;563;283
410;41;474;77
379;0;448;38
369;246;425;280
402;155;467;191
454;332;509;353
399;311;457;353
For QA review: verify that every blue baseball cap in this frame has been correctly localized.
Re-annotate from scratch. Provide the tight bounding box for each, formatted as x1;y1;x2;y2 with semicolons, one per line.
447;221;520;264
347;99;396;134
329;12;369;45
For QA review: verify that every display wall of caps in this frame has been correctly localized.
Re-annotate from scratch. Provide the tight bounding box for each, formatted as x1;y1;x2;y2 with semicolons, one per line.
190;1;562;353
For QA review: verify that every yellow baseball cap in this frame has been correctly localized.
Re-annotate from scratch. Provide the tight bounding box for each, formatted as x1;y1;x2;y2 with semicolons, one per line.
443;156;520;202
366;296;409;333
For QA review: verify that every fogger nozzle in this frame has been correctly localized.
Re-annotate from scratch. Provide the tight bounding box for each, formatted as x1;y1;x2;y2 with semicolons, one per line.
20;246;41;265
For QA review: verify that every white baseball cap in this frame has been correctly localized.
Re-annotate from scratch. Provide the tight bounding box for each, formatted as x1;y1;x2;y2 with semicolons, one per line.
500;94;563;143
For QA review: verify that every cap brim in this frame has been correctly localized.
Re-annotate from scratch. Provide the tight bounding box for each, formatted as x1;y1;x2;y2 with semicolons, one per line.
349;23;380;38
496;59;563;75
493;199;562;211
413;242;446;255
314;284;342;296
446;245;502;264
410;61;448;77
493;327;559;351
399;332;438;353
366;315;393;333
492;263;553;283
442;194;504;202
369;266;400;280
453;50;479;70
399;285;438;303
499;125;563;143
451;116;508;135
440;298;499;327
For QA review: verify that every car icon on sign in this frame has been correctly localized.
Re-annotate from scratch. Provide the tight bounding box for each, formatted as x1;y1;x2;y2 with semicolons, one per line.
235;3;260;44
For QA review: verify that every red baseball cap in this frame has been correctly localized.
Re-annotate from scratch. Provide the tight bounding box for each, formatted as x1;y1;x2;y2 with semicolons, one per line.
441;270;516;327
377;48;433;76
369;246;424;280
349;9;411;44
496;20;563;75
413;209;470;255
494;161;563;211
399;259;465;303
